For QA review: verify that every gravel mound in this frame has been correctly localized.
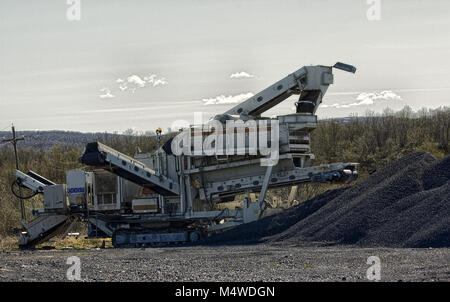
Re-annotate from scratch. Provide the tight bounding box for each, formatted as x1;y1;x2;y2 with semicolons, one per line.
422;155;450;190
206;151;450;248
204;187;348;245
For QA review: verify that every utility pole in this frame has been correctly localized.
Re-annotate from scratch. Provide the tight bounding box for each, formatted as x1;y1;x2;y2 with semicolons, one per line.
1;125;26;221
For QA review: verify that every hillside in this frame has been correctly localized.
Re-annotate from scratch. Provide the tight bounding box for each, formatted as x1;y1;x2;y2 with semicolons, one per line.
0;130;133;150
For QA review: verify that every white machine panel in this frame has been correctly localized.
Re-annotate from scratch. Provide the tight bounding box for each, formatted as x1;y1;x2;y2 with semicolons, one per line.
44;184;67;210
66;169;86;205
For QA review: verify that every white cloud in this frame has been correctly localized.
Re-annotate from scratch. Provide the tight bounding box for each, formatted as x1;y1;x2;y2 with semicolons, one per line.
230;71;256;79
202;92;254;105
152;77;168;87
99;88;115;99
356;90;402;103
321;90;402;108
320;103;341;108
143;74;168;87
127;75;146;88
144;74;156;82
102;73;168;98
125;73;168;89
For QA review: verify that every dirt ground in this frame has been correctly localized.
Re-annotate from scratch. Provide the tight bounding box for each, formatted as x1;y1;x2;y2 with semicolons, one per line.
0;244;448;282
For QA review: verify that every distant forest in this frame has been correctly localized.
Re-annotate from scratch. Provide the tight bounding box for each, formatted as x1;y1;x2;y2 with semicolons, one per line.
0;106;449;235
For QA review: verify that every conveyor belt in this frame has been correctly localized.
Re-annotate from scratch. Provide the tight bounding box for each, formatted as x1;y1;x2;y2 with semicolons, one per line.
225;62;356;117
79;142;180;196
14;170;54;193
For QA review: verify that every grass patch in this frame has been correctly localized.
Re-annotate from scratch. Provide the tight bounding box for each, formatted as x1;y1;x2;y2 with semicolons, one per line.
0;234;113;251
36;236;113;250
0;236;18;250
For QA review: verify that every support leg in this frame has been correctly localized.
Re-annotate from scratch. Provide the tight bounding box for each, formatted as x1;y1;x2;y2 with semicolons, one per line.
287;185;298;207
258;165;273;208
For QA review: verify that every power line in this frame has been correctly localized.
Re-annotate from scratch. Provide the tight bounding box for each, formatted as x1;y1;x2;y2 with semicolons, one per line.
0;124;12;131
0;123;14;134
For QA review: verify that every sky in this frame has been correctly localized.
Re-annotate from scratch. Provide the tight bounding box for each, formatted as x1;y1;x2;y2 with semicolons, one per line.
1;0;450;133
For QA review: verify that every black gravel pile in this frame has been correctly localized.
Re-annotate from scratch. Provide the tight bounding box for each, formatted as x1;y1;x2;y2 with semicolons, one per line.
204;187;349;245
205;151;450;248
